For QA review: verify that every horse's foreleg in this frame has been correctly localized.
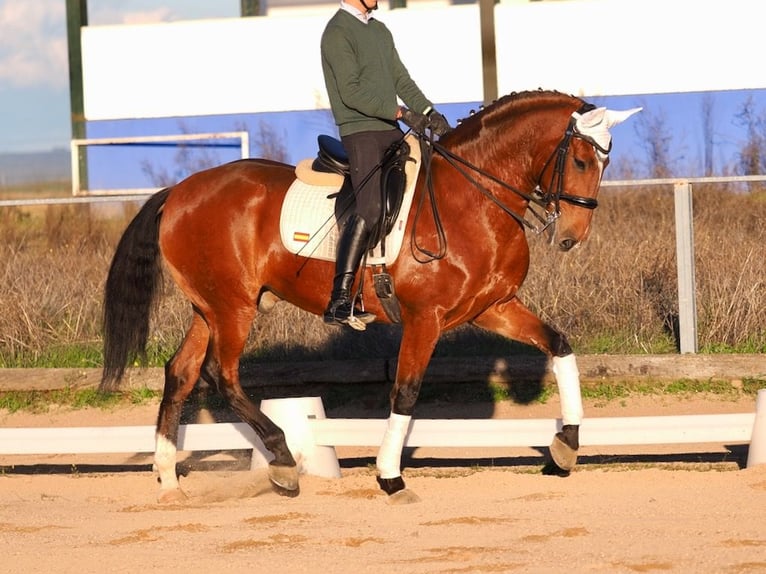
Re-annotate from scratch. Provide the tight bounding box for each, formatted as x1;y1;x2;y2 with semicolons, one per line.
155;313;208;503
377;319;441;502
473;298;583;473
547;353;582;472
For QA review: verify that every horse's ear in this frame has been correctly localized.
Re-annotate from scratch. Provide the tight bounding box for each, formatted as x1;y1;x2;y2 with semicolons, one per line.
604;107;642;128
573;106;642;156
575;106;642;130
576;107;606;127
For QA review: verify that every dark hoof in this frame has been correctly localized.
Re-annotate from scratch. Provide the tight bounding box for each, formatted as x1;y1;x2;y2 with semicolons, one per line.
377;475;406;496
542;460;571;477
271;482;301;498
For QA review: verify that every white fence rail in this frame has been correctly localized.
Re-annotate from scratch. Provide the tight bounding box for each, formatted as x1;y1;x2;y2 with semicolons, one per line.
2;391;764;475
0;415;754;456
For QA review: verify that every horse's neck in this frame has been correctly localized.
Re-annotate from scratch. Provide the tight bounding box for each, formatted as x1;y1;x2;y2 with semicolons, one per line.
438;138;536;212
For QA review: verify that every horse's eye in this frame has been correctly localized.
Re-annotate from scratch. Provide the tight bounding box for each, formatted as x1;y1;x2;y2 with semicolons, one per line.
573;157;586;171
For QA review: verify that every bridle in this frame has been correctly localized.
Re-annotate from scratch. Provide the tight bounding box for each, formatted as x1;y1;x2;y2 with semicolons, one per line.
423;103;610;237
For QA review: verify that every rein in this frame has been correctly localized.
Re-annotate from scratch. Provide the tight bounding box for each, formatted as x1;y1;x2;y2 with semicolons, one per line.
436;114;602;231
408;105;607;257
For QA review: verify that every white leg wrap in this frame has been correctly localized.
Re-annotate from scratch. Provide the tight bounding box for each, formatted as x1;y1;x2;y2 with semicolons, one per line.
552;354;584;426
155;433;180;491
376;413;411;479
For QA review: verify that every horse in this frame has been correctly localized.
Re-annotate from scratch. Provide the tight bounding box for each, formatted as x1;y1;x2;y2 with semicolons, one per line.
101;90;639;503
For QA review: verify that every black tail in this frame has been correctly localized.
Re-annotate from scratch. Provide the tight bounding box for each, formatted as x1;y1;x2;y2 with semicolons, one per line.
100;189;170;391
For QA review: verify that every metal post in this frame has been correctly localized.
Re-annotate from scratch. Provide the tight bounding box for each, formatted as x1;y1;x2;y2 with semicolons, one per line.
66;0;88;194
241;0;262;17
70;140;81;195
479;0;498;106
674;182;698;353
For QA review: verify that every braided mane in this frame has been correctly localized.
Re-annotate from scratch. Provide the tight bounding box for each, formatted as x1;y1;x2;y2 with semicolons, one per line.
446;89;585;147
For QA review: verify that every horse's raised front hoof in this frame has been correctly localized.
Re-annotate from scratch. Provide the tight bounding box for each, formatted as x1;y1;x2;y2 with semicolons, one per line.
268;463;300;498
387;489;421;505
157;487;188;504
548;424;580;473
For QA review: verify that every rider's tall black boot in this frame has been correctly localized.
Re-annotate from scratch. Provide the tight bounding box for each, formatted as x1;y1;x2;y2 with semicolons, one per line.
323;214;376;330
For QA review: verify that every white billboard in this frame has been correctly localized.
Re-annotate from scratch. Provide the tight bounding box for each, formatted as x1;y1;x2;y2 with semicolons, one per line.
81;0;763;121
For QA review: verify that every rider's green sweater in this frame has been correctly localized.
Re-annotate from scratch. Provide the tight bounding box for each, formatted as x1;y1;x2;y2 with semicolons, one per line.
320;9;433;137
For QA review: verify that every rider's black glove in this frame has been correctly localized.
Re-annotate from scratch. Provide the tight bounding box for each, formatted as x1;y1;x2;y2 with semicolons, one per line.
399;107;428;134
427;110;452;137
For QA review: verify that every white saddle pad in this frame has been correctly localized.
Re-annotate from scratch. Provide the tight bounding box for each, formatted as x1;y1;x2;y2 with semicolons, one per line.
279;134;420;266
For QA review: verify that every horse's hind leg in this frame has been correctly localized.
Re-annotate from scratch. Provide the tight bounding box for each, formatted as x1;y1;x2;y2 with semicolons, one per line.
201;308;299;496
155;311;209;503
208;369;299;495
473;298;583;473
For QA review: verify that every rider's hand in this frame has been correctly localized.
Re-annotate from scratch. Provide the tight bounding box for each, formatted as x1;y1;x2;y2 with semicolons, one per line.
399;107;428;134
427;110;452;137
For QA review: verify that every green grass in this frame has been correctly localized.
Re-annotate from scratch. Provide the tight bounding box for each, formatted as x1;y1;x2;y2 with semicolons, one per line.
701;339;766;354
0;386;160;414
0;343;171;369
577;333;678;355
580;378;763;402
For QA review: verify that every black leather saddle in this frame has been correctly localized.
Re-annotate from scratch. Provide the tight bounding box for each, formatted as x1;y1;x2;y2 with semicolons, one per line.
311;135;411;239
313;134;350;176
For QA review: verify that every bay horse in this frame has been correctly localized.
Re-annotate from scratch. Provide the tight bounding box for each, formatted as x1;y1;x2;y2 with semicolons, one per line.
101;90;639;503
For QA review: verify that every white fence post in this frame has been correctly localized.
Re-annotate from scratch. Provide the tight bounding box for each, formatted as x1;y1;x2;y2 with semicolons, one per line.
747;388;766;468
674;181;698;353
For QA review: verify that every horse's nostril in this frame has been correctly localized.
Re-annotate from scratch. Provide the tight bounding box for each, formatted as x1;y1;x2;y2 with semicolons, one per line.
559;238;578;251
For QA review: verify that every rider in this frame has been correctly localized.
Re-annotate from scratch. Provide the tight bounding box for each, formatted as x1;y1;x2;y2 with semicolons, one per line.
320;0;451;330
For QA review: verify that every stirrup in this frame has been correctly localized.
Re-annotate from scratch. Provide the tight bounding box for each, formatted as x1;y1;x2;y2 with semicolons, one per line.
344;314;373;332
323;298;376;331
325;310;376;331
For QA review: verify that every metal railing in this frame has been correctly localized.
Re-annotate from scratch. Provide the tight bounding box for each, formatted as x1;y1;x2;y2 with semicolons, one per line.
69;131;250;196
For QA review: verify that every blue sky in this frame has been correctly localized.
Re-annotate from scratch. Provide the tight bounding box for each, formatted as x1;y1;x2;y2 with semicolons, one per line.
2;0;765;186
0;0;240;152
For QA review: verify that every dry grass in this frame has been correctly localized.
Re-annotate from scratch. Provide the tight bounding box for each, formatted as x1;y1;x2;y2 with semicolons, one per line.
525;183;766;352
1;183;764;367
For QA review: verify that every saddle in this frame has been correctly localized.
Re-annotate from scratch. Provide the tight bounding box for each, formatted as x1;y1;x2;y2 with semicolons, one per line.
281;133;421;323
301;134;411;242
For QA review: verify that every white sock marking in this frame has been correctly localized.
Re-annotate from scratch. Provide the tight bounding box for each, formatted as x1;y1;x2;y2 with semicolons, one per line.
376;413;411;479
155;433;180;491
552;354;584;425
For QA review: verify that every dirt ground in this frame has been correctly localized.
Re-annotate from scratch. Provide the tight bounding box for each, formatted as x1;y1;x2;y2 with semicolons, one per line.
1;392;765;573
